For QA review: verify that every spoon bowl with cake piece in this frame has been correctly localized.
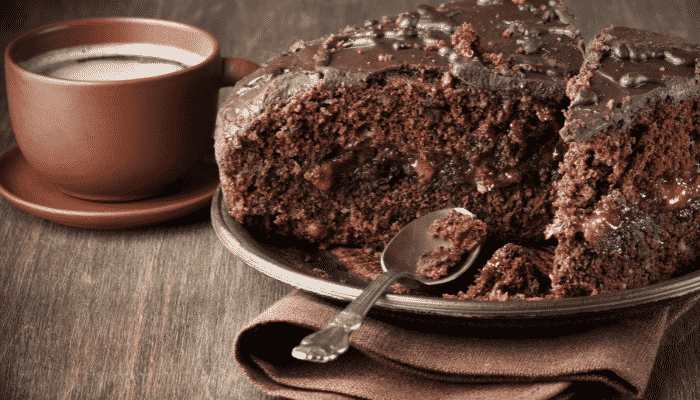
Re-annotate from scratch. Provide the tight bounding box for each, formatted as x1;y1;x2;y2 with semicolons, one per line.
291;207;486;363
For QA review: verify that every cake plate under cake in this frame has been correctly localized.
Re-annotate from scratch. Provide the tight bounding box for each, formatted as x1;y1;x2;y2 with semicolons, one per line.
211;187;700;328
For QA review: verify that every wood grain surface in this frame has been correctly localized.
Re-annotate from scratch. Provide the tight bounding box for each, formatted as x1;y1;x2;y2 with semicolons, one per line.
1;1;699;399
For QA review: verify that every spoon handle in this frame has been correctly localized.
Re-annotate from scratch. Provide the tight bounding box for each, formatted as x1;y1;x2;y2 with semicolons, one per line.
291;269;410;363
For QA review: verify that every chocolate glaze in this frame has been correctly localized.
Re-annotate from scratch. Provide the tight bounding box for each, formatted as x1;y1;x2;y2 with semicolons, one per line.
218;0;582;130
561;27;700;142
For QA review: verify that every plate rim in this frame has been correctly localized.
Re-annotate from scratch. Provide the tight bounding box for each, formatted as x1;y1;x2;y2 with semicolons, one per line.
210;187;700;318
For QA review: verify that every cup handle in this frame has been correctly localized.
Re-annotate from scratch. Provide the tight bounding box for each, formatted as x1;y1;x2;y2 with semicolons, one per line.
220;57;259;87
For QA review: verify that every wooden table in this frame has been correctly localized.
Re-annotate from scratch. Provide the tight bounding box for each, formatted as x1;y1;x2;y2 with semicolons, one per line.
1;0;699;398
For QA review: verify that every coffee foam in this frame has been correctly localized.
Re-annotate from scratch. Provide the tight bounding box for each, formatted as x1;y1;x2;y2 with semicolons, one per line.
20;43;206;81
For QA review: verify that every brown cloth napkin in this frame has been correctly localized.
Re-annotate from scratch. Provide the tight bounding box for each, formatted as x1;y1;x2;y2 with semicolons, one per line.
234;289;700;400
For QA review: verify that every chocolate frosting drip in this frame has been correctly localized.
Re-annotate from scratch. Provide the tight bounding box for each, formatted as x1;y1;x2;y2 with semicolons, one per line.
561;27;700;142
216;0;583;145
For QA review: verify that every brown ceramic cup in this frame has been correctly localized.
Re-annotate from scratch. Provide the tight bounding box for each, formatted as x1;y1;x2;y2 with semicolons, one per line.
5;17;258;202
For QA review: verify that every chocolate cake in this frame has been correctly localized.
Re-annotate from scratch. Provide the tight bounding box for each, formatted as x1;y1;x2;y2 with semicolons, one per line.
215;1;700;300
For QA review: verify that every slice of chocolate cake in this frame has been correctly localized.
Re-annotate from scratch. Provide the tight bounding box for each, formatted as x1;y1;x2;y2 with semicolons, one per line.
547;27;700;297
215;0;583;249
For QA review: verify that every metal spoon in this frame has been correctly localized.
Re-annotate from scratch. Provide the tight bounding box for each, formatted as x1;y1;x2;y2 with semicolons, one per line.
291;207;481;363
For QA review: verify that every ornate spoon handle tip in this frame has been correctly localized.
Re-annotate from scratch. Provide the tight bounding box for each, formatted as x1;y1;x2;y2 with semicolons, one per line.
291;270;408;363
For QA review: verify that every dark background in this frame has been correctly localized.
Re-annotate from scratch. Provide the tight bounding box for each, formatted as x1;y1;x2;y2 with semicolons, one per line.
1;1;699;399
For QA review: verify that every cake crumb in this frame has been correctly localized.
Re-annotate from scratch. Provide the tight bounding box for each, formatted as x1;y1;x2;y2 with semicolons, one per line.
483;52;510;71
452;22;481;59
425;39;448;51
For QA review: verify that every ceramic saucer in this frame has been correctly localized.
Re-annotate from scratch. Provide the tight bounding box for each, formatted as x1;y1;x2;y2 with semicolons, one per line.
0;145;219;229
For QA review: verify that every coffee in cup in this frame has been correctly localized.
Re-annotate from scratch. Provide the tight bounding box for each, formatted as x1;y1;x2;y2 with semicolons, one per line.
20;43;204;81
5;18;258;202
